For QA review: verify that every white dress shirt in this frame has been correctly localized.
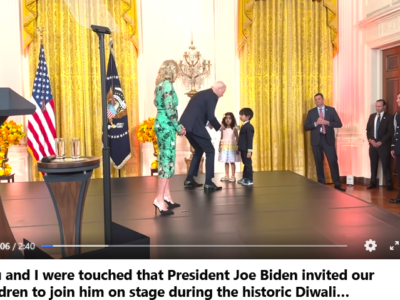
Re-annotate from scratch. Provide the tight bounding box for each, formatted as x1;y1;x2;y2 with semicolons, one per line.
314;106;325;132
374;112;383;140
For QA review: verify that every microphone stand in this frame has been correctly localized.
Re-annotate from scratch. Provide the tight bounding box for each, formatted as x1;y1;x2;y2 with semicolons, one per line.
91;25;112;244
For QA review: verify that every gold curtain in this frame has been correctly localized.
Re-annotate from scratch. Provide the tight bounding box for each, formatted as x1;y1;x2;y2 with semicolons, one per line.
239;0;333;181
22;0;37;53
313;0;338;56
238;0;338;56
25;0;140;180
121;0;139;54
238;0;254;52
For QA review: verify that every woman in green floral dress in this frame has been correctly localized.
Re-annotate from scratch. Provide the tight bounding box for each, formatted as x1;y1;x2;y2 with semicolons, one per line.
153;60;186;215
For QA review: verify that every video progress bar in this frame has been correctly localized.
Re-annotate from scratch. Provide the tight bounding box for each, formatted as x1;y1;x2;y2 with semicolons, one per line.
42;245;348;248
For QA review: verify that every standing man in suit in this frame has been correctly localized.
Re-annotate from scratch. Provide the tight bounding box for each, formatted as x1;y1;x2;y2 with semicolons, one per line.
366;100;394;190
180;81;226;191
390;92;400;203
304;93;346;191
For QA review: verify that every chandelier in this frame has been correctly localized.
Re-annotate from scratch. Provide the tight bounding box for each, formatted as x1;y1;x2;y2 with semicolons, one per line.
178;34;212;98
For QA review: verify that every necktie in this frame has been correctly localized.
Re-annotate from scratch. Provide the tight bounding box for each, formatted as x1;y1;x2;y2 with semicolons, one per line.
320;108;326;134
376;113;381;140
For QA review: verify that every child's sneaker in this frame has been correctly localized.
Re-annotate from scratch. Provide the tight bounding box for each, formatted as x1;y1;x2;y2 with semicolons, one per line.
237;178;246;184
229;176;236;182
220;175;229;181
242;179;253;186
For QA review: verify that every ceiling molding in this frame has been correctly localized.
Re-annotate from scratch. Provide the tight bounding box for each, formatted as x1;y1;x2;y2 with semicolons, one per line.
359;6;400;29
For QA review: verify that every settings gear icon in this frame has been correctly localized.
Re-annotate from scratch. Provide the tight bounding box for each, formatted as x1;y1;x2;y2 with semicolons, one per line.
364;239;377;252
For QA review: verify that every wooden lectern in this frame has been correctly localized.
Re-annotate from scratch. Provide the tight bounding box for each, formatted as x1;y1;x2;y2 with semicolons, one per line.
37;157;100;257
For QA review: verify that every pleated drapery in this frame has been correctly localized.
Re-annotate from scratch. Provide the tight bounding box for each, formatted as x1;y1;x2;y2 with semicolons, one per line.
23;0;140;180
239;0;334;181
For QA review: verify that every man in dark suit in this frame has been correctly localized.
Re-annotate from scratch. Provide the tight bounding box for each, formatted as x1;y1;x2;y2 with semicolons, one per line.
366;99;393;190
304;93;345;191
180;81;226;191
390;92;400;203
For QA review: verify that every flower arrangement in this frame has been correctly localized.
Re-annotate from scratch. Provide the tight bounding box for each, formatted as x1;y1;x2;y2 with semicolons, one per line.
0;120;26;176
137;117;156;143
0;149;11;176
137;117;158;170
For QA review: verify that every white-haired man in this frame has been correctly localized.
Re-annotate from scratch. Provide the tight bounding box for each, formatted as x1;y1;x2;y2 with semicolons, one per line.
180;82;226;191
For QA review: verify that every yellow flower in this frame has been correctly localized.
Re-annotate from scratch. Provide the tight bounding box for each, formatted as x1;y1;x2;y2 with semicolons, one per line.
151;160;158;169
0;121;25;152
137;117;157;144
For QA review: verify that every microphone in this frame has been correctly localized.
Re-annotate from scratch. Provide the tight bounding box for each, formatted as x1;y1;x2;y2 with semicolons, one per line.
41;155;56;163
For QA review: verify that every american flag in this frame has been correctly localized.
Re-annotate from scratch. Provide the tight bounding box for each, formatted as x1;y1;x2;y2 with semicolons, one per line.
105;43;131;169
27;44;56;161
107;105;116;119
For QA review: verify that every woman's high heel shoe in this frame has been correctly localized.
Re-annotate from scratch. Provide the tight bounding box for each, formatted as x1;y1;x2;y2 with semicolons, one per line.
153;200;174;215
164;197;180;208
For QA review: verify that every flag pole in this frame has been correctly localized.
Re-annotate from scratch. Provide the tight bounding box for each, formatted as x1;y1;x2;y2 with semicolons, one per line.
91;25;112;244
37;28;47;112
108;37;122;179
108;38;120;179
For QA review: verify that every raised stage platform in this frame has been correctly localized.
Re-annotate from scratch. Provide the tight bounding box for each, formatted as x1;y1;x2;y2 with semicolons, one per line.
2;171;400;259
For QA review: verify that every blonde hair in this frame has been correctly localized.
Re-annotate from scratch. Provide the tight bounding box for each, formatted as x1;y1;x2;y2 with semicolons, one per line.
155;60;179;86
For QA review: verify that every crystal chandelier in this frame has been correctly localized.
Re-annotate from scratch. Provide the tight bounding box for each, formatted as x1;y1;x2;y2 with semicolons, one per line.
178;34;212;98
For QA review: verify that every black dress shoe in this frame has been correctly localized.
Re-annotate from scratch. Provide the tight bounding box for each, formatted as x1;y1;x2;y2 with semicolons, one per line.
153;201;174;215
334;185;346;192
184;180;203;188
387;186;394;191
389;198;400;203
164;198;180;208
367;184;376;189
204;183;222;191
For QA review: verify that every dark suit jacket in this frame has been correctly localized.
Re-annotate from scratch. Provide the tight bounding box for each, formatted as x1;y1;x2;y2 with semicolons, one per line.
238;122;254;152
366;112;393;146
304;106;342;146
392;113;400;154
179;88;221;139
